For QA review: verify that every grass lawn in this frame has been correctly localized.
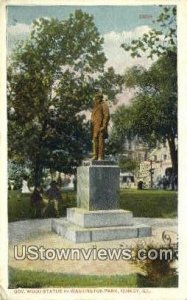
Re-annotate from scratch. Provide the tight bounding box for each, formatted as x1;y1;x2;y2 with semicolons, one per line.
8;189;177;222
119;189;177;218
8;190;76;222
9;267;178;288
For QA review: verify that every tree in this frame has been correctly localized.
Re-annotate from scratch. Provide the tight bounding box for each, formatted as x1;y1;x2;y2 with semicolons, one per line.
8;160;31;189
111;5;177;185
118;156;139;174
112;52;177;179
8;10;123;186
121;5;176;59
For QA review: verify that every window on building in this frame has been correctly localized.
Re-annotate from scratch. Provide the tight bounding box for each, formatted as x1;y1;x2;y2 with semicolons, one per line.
163;154;167;160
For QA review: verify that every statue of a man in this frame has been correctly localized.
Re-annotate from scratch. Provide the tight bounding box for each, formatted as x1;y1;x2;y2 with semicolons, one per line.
91;93;110;160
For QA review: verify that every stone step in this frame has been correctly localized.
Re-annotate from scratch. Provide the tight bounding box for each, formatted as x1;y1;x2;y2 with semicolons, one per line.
52;218;152;243
67;208;133;228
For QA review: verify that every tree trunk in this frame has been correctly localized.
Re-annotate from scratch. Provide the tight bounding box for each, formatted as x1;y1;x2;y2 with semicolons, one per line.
33;119;47;187
167;136;178;190
33;162;43;187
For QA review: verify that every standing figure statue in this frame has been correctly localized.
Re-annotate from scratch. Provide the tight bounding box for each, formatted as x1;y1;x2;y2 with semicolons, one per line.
91;93;110;160
21;178;30;193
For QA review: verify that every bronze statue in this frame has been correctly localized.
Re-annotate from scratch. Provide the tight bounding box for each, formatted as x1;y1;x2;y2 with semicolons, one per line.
91;93;110;160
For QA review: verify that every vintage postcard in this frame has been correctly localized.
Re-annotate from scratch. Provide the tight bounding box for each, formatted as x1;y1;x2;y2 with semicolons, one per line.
0;0;187;299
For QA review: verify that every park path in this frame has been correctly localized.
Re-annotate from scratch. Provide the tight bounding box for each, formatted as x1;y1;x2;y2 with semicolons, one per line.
8;217;177;276
9;219;52;245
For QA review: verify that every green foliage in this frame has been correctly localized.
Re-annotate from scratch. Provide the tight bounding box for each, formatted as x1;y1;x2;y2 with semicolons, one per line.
8;161;31;189
96;67;124;100
8;161;30;180
119;5;177;165
111;52;177;176
118;156;139;173
133;242;178;287
8;10;123;185
111;105;135;140
122;6;177;59
109;105;135;156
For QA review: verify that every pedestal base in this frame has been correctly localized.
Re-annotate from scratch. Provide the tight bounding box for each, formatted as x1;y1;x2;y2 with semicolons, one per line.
52;208;152;243
52;161;152;243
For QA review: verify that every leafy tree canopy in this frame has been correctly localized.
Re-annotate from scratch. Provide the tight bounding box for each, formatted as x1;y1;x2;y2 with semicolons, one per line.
111;52;177;176
8;10;123;185
121;5;176;59
118;156;139;173
111;5;178;180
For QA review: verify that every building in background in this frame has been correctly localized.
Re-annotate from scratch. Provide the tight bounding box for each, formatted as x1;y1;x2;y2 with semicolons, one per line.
121;138;174;189
122;137;149;162
137;141;173;188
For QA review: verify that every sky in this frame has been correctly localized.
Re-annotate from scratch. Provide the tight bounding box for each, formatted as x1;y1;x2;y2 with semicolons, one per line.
7;5;163;69
7;5;162;30
6;5;171;106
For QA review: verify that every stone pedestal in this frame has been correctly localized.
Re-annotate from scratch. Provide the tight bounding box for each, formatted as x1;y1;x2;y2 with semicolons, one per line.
77;161;120;210
52;160;152;243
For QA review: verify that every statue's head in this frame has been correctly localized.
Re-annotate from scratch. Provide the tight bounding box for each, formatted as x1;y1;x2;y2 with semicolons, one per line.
94;92;103;105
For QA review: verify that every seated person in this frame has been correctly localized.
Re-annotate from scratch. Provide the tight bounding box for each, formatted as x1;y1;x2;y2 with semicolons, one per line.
45;181;62;217
30;186;43;218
